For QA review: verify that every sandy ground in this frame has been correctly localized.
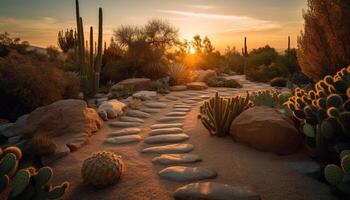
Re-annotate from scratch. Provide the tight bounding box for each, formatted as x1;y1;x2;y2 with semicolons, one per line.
49;92;336;200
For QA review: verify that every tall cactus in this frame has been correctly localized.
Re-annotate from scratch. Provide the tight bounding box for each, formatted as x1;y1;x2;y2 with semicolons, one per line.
243;37;248;57
75;0;103;98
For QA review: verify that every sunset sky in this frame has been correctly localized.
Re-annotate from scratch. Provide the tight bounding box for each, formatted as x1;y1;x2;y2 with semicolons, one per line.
0;0;306;52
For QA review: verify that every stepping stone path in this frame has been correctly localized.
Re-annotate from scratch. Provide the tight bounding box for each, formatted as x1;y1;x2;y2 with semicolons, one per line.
151;123;184;129
140;108;161;113
149;127;183;136
126;110;151;118
105;135;142;144
182;100;198;104
109;128;141;136
165;112;187;117
158;166;217;182
166;96;181;101
152;154;202;165
173;108;191;112
158;116;186;122
174;105;193;109
144;133;190;144
141;143;194;154
174;182;260;200
144;102;167;108
119;116;144;123
109;121;141;128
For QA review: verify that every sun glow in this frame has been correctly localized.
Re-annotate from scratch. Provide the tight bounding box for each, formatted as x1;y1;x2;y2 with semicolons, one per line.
188;46;196;54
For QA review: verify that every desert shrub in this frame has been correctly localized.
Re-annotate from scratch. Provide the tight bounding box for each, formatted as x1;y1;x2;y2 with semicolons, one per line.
246;62;289;83
109;85;134;99
247;45;278;68
223;47;245;74
167;63;192;85
206;76;242;88
270;77;287;87
27;133;57;167
0;51;80;121
297;0;350;81
0;32;29;57
150;77;170;94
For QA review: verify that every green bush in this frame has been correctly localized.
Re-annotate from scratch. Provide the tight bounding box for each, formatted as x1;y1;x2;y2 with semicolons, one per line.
270;77;287;87
0;51;80;121
206;76;242;88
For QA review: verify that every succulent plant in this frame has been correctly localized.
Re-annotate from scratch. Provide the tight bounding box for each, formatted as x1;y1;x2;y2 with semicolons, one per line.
250;90;291;108
324;150;350;195
285;66;350;159
9;166;69;200
200;92;252;137
81;151;124;188
0;146;21;193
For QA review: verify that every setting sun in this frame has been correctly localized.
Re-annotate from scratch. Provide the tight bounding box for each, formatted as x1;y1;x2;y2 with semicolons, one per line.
188;46;196;54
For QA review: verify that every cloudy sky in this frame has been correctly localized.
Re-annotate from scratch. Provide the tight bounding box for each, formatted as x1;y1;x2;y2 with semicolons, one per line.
0;0;306;51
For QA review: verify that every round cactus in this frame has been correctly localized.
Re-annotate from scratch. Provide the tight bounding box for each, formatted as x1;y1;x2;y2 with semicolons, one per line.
81;151;124;188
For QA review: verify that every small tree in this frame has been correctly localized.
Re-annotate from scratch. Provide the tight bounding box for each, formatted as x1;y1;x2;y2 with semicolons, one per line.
297;0;350;81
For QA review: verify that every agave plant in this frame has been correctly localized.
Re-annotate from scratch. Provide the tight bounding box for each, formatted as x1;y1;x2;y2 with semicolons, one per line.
200;92;252;137
167;63;189;85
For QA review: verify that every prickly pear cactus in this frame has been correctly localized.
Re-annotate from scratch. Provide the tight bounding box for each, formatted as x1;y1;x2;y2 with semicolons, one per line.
285;66;350;159
82;151;124;188
250;89;290;108
0;146;21;193
200;92;252;137
324;150;350;195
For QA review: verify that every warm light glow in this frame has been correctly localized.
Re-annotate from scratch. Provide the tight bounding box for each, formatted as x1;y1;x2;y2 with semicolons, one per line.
188;46;196;54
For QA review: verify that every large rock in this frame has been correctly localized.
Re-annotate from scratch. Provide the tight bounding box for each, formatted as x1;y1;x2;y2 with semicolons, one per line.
230;106;302;155
170;85;187;91
110;78;151;92
186;82;208;90
97;100;126;121
19;99;103;138
195;69;216;82
133;91;157;100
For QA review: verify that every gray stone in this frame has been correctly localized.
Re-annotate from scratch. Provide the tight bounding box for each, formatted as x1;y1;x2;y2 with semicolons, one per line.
284;161;322;178
106;108;117;119
8;135;22;144
159;166;217;182
158;116;185;122
110;128;141;136
133;91;157;100
158;98;171;102
165;112;187;117
174;182;260;200
67;137;88;151
144;102;167;108
166;96;181;101
0;123;17;137
151;123;183;129
173;108;191;112
119;116;145;123
152;154;201;165
141;143;194;154
126;110;151;118
140;108;161;113
149;128;183;136
105;135;141;144
109;121;141;128
144;133;189;144
98;110;108;121
96;97;108;106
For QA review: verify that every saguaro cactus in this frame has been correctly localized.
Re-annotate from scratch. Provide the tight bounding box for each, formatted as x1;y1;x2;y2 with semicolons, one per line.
243;37;248;57
75;0;103;98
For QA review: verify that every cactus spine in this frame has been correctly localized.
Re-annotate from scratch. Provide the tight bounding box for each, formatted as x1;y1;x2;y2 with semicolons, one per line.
75;0;103;98
200;92;252;137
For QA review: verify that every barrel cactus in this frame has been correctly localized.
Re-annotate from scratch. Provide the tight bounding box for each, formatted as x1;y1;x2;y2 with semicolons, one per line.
324;150;350;195
200;92;252;137
285;66;350;159
82;151;124;188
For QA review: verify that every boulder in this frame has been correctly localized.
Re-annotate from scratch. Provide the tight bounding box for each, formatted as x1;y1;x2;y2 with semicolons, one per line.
97;100;126;121
19;99;103;138
133;91;157;100
110;78;151;92
186;82;208;90
170;85;187;91
230;106;302;155
195;69;217;82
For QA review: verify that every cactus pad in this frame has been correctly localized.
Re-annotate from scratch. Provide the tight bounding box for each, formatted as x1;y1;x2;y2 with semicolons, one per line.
324;164;344;186
11;169;31;198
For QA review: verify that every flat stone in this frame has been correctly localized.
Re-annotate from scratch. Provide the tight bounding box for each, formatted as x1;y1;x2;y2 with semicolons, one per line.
145;133;189;144
165;112;187;117
173;108;191;112
186;82;208;90
188;97;202;101
159;166;217;182
67;137;88;151
152;154;202;165
141;143;194;154
144;102;167;108
126;110;151;118
158;98;171;102
109;128;141;136
166;96;181;101
174;94;190;98
186;92;200;96
200;95;210;99
284;161;322;178
151;123;184;129
105;135;141;144
8;135;22;144
183;100;198;104
140;108;161;113
170;85;187;91
119;116;144;123
109;121;141;128
174;182;260;200
149;128;183;136
133;91;157;100
158;117;186;122
173;105;192;109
